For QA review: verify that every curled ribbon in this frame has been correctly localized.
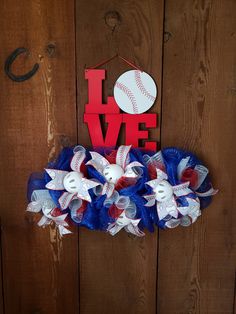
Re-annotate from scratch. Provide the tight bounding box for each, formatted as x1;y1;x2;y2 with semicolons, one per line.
104;190;130;210
107;210;144;237
103;192;144;236
27;190;71;236
45;149;100;209
145;169;200;222
86;145;144;198
143;151;164;168
27;146;218;235
177;156;218;194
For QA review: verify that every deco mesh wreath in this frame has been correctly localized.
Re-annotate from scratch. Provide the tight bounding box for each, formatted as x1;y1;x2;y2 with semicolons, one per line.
27;145;217;237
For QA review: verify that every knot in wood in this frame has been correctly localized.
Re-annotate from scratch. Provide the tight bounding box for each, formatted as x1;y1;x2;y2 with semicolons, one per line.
59;135;71;147
164;31;172;43
104;11;121;31
45;43;56;57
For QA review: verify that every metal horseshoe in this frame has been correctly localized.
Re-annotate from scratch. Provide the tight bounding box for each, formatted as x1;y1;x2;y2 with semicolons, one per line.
4;47;39;82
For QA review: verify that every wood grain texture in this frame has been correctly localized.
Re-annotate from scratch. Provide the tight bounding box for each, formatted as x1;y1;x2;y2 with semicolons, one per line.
76;0;164;313
0;1;78;313
0;219;3;314
158;0;236;313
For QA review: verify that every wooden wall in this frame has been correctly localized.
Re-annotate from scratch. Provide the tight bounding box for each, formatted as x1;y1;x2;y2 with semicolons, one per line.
0;0;235;313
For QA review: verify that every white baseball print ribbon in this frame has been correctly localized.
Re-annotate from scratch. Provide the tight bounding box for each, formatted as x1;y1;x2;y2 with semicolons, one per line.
106;198;144;236
26;144;218;236
107;212;144;237
45;149;100;208
86;145;143;198
145;169;197;221
27;190;71;236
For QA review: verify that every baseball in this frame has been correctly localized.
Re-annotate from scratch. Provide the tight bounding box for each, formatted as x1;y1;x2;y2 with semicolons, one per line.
113;70;157;114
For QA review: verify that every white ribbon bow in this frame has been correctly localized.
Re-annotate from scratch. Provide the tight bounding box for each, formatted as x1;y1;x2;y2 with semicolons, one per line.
45;149;99;209
164;197;201;228
144;169;200;220
104;193;144;237
86;145;143;197
27;190;71;236
107;211;145;237
177;156;218;194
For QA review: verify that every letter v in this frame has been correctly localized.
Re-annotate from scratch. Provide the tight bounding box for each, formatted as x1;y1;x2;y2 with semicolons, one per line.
84;114;122;147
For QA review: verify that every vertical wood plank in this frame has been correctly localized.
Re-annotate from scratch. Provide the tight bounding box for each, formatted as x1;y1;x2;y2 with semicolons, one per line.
0;1;79;313
0;219;3;314
76;1;164;313
159;0;236;313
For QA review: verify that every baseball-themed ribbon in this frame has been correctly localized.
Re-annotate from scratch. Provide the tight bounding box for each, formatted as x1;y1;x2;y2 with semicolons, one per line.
144;157;217;227
45;148;100;208
86;145;143;198
145;169;194;220
143;151;164;167
103;192;144;236
27;190;71;236
27;145;218;237
107;209;145;237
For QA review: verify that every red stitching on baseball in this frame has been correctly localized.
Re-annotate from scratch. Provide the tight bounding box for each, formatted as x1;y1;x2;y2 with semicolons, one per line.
71;153;84;171
59;193;67;208
115;82;139;114
134;71;156;102
117;146;128;169
118;146;124;168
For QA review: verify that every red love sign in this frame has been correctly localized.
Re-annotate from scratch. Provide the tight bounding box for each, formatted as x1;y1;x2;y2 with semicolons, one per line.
83;69;158;150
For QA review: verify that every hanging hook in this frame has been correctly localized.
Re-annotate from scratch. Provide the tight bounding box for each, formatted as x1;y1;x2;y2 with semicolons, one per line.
4;47;39;82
